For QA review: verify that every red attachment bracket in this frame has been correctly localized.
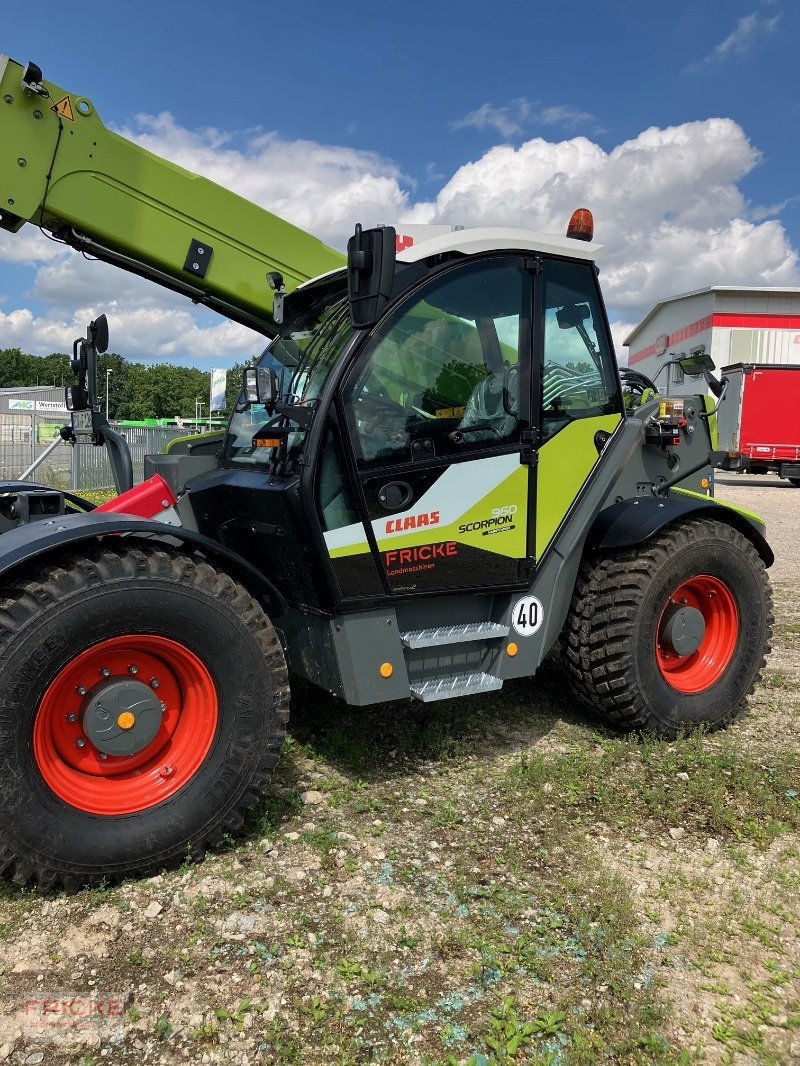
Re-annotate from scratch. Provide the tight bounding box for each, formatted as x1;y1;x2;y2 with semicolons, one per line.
95;475;177;519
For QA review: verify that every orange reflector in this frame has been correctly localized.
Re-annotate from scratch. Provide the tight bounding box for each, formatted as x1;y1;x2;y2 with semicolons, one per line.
507;643;518;657
379;662;393;678
117;711;136;730
727;450;740;459
566;208;594;242
255;438;282;448
700;477;709;489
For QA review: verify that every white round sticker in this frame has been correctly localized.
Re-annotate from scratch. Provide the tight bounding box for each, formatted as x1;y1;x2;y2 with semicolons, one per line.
512;595;544;637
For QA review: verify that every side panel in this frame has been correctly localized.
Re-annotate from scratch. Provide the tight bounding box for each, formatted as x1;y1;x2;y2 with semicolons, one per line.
325;452;529;593
535;414;622;559
739;367;800;462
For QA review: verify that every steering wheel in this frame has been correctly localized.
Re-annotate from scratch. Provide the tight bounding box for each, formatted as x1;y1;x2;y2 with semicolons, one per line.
355;377;407;419
620;367;658;405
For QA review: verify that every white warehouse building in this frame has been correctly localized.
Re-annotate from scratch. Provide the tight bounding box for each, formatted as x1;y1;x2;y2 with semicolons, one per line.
623;286;800;393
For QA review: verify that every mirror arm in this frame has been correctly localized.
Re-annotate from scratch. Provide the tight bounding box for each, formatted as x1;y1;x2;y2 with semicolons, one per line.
699;376;728;417
273;401;314;430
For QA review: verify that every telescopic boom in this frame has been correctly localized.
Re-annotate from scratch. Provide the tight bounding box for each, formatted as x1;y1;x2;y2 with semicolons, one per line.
0;55;344;336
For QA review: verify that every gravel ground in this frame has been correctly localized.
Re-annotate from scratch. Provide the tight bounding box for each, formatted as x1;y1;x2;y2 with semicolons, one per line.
0;480;796;1065
715;472;799;584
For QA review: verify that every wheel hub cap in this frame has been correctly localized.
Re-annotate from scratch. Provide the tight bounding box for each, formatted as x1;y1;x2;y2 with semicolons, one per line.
661;605;706;657
33;634;218;816
655;575;739;694
82;678;164;756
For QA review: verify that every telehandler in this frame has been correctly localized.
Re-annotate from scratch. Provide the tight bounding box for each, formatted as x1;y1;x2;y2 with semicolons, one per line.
0;55;773;888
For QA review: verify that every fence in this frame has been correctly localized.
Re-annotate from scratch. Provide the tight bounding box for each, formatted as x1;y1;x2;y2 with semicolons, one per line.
0;414;191;492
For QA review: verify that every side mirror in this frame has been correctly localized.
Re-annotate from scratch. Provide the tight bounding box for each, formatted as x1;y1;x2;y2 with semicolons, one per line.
347;224;396;329
65;384;89;411
556;303;591;329
678;349;722;398
92;314;109;355
678;350;716;377
244;366;279;407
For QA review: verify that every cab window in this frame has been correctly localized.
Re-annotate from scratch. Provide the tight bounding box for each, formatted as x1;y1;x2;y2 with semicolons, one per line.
541;259;619;442
343;259;527;468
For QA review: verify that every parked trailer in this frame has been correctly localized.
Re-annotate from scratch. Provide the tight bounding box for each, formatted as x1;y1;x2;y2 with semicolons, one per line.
718;364;800;485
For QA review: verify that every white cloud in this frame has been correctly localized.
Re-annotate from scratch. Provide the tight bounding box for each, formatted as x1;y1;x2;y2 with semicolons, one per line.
0;227;67;265
0;297;261;362
452;101;530;138
0;114;798;362
688;8;782;70
406;118;799;316
451;98;596;139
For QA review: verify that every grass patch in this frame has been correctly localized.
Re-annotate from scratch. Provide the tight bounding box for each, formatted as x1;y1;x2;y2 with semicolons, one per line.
74;488;116;507
508;732;799;846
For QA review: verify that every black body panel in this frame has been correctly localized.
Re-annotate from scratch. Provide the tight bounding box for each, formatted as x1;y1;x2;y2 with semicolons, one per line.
184;467;338;612
0;510;287;614
588;496;773;567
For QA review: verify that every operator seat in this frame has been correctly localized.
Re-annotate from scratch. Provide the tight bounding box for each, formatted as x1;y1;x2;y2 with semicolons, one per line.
458;364;518;441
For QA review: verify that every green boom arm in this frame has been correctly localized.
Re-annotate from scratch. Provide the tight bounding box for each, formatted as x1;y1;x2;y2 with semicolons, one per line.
0;55;345;336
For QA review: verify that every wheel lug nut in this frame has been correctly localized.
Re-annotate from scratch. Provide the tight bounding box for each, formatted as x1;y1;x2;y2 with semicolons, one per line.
99;753;108;760
161;765;174;777
100;667;110;678
76;685;87;696
128;665;138;675
150;678;160;689
76;738;86;749
160;702;167;712
66;712;78;723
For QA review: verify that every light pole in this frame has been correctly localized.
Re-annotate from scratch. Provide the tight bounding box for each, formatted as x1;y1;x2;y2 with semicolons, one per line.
105;369;113;416
195;398;205;428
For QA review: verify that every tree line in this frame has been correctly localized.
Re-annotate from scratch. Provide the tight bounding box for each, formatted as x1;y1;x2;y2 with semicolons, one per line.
0;348;252;419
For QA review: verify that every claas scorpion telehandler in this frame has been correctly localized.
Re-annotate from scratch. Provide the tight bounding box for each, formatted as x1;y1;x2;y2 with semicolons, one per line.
0;55;773;888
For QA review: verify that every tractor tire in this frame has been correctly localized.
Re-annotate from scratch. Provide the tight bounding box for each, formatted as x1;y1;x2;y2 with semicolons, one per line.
0;543;289;890
562;518;772;739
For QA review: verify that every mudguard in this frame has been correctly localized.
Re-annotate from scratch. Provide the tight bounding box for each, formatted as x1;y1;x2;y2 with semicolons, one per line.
587;494;773;568
0;510;287;615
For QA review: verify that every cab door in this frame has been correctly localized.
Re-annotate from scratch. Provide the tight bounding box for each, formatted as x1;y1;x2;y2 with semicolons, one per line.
533;257;625;560
323;256;534;597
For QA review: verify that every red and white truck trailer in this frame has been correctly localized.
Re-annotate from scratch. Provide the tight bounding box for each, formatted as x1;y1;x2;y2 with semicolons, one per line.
718;364;800;485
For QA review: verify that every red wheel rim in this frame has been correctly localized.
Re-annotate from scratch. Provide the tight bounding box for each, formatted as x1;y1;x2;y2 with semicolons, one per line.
33;636;218;815
655;575;739;694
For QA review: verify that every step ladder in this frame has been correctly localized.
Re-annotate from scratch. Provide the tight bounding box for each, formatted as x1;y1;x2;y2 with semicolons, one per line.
399;621;509;703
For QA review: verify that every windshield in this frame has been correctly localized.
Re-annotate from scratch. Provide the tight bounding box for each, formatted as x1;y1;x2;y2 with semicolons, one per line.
223;286;351;465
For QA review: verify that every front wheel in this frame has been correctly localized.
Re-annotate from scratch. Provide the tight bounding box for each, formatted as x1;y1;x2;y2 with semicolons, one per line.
0;544;289;890
562;518;772;738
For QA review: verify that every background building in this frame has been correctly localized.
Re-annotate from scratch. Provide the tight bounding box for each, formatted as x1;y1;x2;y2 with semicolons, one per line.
623;286;800;394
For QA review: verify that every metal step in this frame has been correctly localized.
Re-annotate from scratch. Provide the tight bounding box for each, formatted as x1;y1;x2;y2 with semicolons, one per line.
400;621;509;649
410;671;503;702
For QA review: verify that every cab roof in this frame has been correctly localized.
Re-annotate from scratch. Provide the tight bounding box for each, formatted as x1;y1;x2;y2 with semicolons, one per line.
395;226;604;263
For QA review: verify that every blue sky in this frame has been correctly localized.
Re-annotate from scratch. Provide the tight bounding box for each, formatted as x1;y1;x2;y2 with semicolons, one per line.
1;0;798;366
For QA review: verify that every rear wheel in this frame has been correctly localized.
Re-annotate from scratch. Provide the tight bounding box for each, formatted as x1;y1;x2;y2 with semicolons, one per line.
562;518;772;738
0;544;289;889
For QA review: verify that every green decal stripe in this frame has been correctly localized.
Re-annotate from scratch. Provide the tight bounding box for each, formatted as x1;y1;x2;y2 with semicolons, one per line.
328;465;529;560
535;414;622;559
702;395;719;449
376;465;528;558
328;543;371;559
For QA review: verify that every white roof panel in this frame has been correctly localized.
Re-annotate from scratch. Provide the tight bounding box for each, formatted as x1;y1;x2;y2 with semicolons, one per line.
395;226;604;263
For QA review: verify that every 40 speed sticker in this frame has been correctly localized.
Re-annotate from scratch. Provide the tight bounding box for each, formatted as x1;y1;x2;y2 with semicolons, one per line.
511;595;544;637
